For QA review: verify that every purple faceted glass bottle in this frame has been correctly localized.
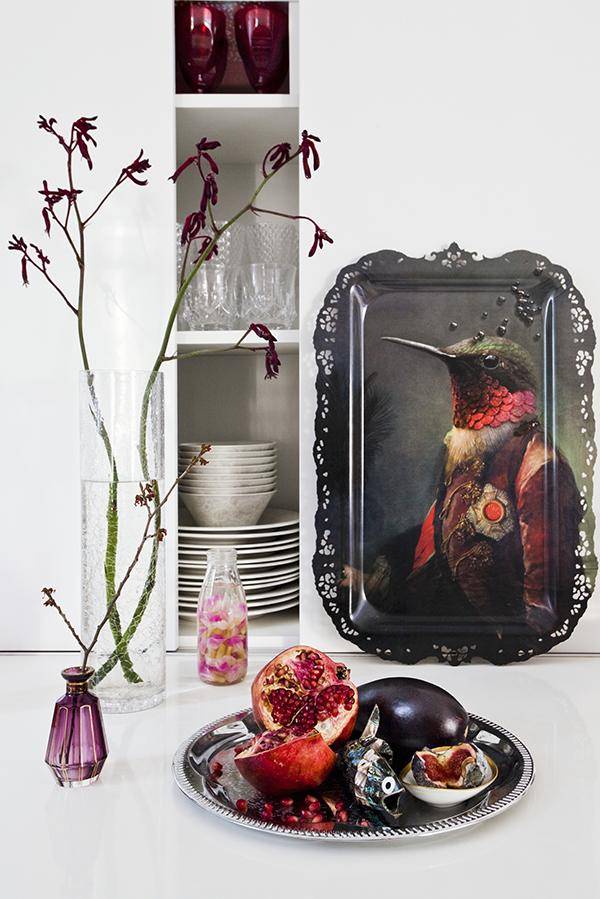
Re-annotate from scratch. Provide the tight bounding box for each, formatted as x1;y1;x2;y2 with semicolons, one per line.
45;667;108;787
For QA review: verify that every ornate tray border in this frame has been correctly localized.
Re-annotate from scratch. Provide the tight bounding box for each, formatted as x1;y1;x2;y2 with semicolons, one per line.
172;708;535;841
312;243;596;664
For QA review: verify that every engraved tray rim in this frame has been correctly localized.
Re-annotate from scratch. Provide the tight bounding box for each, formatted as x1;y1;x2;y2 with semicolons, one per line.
172;707;535;841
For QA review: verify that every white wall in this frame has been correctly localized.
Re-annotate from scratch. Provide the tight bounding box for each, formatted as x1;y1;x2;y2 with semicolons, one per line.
0;0;178;649
299;0;600;653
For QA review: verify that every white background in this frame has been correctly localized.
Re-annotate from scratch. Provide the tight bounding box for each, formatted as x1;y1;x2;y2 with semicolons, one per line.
0;0;178;649
298;0;600;652
1;0;599;655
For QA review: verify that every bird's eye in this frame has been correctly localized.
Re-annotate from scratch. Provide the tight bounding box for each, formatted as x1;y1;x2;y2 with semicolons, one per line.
482;354;499;369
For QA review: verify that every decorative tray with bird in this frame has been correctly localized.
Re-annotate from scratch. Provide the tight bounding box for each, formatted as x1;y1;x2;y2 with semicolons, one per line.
313;244;596;664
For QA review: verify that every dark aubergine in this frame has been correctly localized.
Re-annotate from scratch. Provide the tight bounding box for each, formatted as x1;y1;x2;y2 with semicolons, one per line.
356;678;469;768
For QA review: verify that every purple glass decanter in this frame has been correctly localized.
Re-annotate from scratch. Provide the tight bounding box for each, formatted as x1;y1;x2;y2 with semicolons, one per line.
45;666;108;787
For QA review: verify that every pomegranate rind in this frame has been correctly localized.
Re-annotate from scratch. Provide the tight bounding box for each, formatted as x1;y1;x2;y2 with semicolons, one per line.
235;730;337;797
251;645;358;747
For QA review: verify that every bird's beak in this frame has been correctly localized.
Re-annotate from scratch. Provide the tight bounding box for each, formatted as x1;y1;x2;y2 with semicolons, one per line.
381;336;457;363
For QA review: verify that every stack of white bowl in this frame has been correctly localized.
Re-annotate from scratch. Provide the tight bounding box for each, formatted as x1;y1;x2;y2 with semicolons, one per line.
178;441;277;527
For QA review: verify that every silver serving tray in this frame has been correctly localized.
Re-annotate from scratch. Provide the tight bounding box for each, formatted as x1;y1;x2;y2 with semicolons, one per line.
172;708;534;841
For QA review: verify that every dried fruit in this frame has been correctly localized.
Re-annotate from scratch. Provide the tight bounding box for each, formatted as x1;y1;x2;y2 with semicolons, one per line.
252;645;358;746
234;726;336;797
412;743;491;789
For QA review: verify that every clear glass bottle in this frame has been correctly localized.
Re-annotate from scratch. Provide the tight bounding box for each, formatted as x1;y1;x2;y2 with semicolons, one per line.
197;547;248;685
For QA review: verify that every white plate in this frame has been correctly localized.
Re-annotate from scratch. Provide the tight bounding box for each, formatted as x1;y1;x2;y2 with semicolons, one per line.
178;599;299;621
179;570;299;588
178;529;299;546
179;582;299;602
178;551;299;568
177;537;299;553
178;507;298;532
179;566;299;585
178;576;299;593
179;590;299;610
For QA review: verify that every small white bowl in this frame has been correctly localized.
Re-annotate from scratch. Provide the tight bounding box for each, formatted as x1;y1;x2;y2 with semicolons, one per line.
179;441;276;452
179;484;276;495
400;755;498;808
180;491;275;527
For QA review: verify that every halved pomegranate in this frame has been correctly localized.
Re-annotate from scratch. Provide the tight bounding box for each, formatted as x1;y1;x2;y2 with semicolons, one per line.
251;645;358;746
234;726;336;796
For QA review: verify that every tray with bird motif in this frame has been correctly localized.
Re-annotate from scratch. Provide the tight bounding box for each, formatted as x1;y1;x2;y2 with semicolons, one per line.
172;707;534;840
313;244;596;664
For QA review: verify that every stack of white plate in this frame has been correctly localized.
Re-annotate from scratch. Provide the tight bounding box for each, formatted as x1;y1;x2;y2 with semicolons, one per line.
178;441;277;527
178;507;299;620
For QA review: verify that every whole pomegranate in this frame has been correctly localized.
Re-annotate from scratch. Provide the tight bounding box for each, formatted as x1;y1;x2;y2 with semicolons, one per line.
252;645;358;746
234;726;336;797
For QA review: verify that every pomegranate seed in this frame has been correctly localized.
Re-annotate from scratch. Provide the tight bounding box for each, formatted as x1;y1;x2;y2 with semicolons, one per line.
359;819;370;828
236;799;248;814
211;762;223;778
335;801;346;811
280;797;294;807
284;813;300;824
304;794;319;805
336;810;349;823
311;814;324;824
308;801;321;813
301;809;313;820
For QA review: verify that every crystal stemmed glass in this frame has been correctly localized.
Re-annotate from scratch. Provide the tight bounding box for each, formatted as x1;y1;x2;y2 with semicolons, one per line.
239;263;296;328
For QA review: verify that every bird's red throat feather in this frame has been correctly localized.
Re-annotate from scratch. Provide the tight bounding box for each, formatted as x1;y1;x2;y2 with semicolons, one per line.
451;372;536;430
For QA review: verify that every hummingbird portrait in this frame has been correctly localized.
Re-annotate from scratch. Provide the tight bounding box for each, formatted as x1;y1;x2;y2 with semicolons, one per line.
341;334;582;637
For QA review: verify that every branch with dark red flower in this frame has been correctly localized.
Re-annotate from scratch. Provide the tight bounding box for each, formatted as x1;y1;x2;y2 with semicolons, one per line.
9;114;151;371
165;126;332;381
163;322;281;380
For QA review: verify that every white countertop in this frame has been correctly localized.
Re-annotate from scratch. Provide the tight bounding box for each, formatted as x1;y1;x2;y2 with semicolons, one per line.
1;651;599;898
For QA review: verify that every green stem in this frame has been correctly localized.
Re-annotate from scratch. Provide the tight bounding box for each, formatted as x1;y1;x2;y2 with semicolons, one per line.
94;164;284;684
90;480;161;686
104;461;142;683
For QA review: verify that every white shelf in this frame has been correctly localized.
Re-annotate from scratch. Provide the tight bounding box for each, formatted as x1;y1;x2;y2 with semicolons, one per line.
177;329;299;354
176;93;298;109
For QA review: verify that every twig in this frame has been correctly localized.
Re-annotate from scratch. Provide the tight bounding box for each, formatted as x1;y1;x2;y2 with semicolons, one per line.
82;175;125;227
24;251;78;314
43;447;210;669
162;328;253;363
41;588;87;653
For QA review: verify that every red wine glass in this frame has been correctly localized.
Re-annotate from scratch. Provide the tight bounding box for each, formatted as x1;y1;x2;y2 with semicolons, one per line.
175;2;228;93
234;2;289;93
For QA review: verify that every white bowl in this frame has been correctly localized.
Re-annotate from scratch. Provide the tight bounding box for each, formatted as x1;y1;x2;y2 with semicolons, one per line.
400;755;498;808
180;471;277;484
180;491;275;527
179;441;276;452
180;450;276;460
179;461;276;474
179;483;276;495
180;483;278;494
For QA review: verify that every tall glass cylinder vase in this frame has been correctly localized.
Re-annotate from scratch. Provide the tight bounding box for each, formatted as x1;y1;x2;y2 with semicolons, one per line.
79;370;165;713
